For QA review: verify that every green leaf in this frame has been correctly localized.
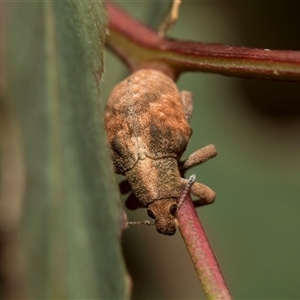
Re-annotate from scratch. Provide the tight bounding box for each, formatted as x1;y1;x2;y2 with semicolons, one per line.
3;1;129;298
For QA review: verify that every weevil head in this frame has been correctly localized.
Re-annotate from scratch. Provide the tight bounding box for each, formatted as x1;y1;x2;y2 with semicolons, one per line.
147;199;178;236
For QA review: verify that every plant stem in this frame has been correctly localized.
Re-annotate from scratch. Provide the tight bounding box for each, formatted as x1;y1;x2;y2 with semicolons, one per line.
106;2;300;82
177;195;232;300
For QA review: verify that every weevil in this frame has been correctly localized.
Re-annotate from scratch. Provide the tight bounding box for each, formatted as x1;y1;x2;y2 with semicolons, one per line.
105;69;217;236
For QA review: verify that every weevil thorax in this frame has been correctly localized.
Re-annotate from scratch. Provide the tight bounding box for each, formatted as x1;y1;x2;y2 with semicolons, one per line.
147;199;178;235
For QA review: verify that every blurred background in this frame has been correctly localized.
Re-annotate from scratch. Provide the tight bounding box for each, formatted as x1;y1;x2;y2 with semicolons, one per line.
102;1;300;299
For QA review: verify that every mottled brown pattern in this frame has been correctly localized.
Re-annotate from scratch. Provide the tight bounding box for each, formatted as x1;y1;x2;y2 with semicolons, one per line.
125;157;181;204
105;69;217;235
105;69;191;174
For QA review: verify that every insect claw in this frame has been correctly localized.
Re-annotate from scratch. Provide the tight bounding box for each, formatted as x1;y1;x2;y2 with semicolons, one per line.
177;174;196;208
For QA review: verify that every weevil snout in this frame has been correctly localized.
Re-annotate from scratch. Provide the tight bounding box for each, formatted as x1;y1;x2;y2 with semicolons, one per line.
147;199;178;236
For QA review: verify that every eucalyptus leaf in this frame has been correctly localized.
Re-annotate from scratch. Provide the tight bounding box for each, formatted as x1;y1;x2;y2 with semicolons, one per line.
2;1;129;298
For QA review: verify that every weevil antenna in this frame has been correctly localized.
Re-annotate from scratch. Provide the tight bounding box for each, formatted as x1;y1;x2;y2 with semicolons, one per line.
177;174;196;209
127;220;155;226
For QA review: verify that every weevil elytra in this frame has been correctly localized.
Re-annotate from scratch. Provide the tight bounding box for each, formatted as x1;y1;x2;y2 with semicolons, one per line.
105;69;217;236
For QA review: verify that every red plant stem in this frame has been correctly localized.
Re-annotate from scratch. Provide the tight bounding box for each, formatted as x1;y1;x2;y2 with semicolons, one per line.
106;3;233;298
106;2;300;82
177;195;232;300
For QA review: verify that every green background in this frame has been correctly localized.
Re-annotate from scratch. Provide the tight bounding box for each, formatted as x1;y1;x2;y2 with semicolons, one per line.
102;1;300;299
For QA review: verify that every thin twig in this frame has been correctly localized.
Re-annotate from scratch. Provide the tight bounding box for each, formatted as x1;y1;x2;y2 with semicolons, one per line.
177;195;232;300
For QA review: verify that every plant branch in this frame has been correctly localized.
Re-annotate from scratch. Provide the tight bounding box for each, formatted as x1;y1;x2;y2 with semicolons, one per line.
106;3;233;298
177;194;232;300
106;2;300;82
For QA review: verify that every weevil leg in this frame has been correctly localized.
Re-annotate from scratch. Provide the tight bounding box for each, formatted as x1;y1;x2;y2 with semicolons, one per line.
125;192;144;210
179;144;217;173
179;178;216;208
180;90;193;122
119;179;131;194
190;181;216;207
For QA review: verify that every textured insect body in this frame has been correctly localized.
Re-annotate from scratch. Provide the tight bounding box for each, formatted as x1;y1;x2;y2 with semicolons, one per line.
105;69;217;235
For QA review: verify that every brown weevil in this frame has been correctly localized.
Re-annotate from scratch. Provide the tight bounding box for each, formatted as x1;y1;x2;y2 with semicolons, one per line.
105;69;217;236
